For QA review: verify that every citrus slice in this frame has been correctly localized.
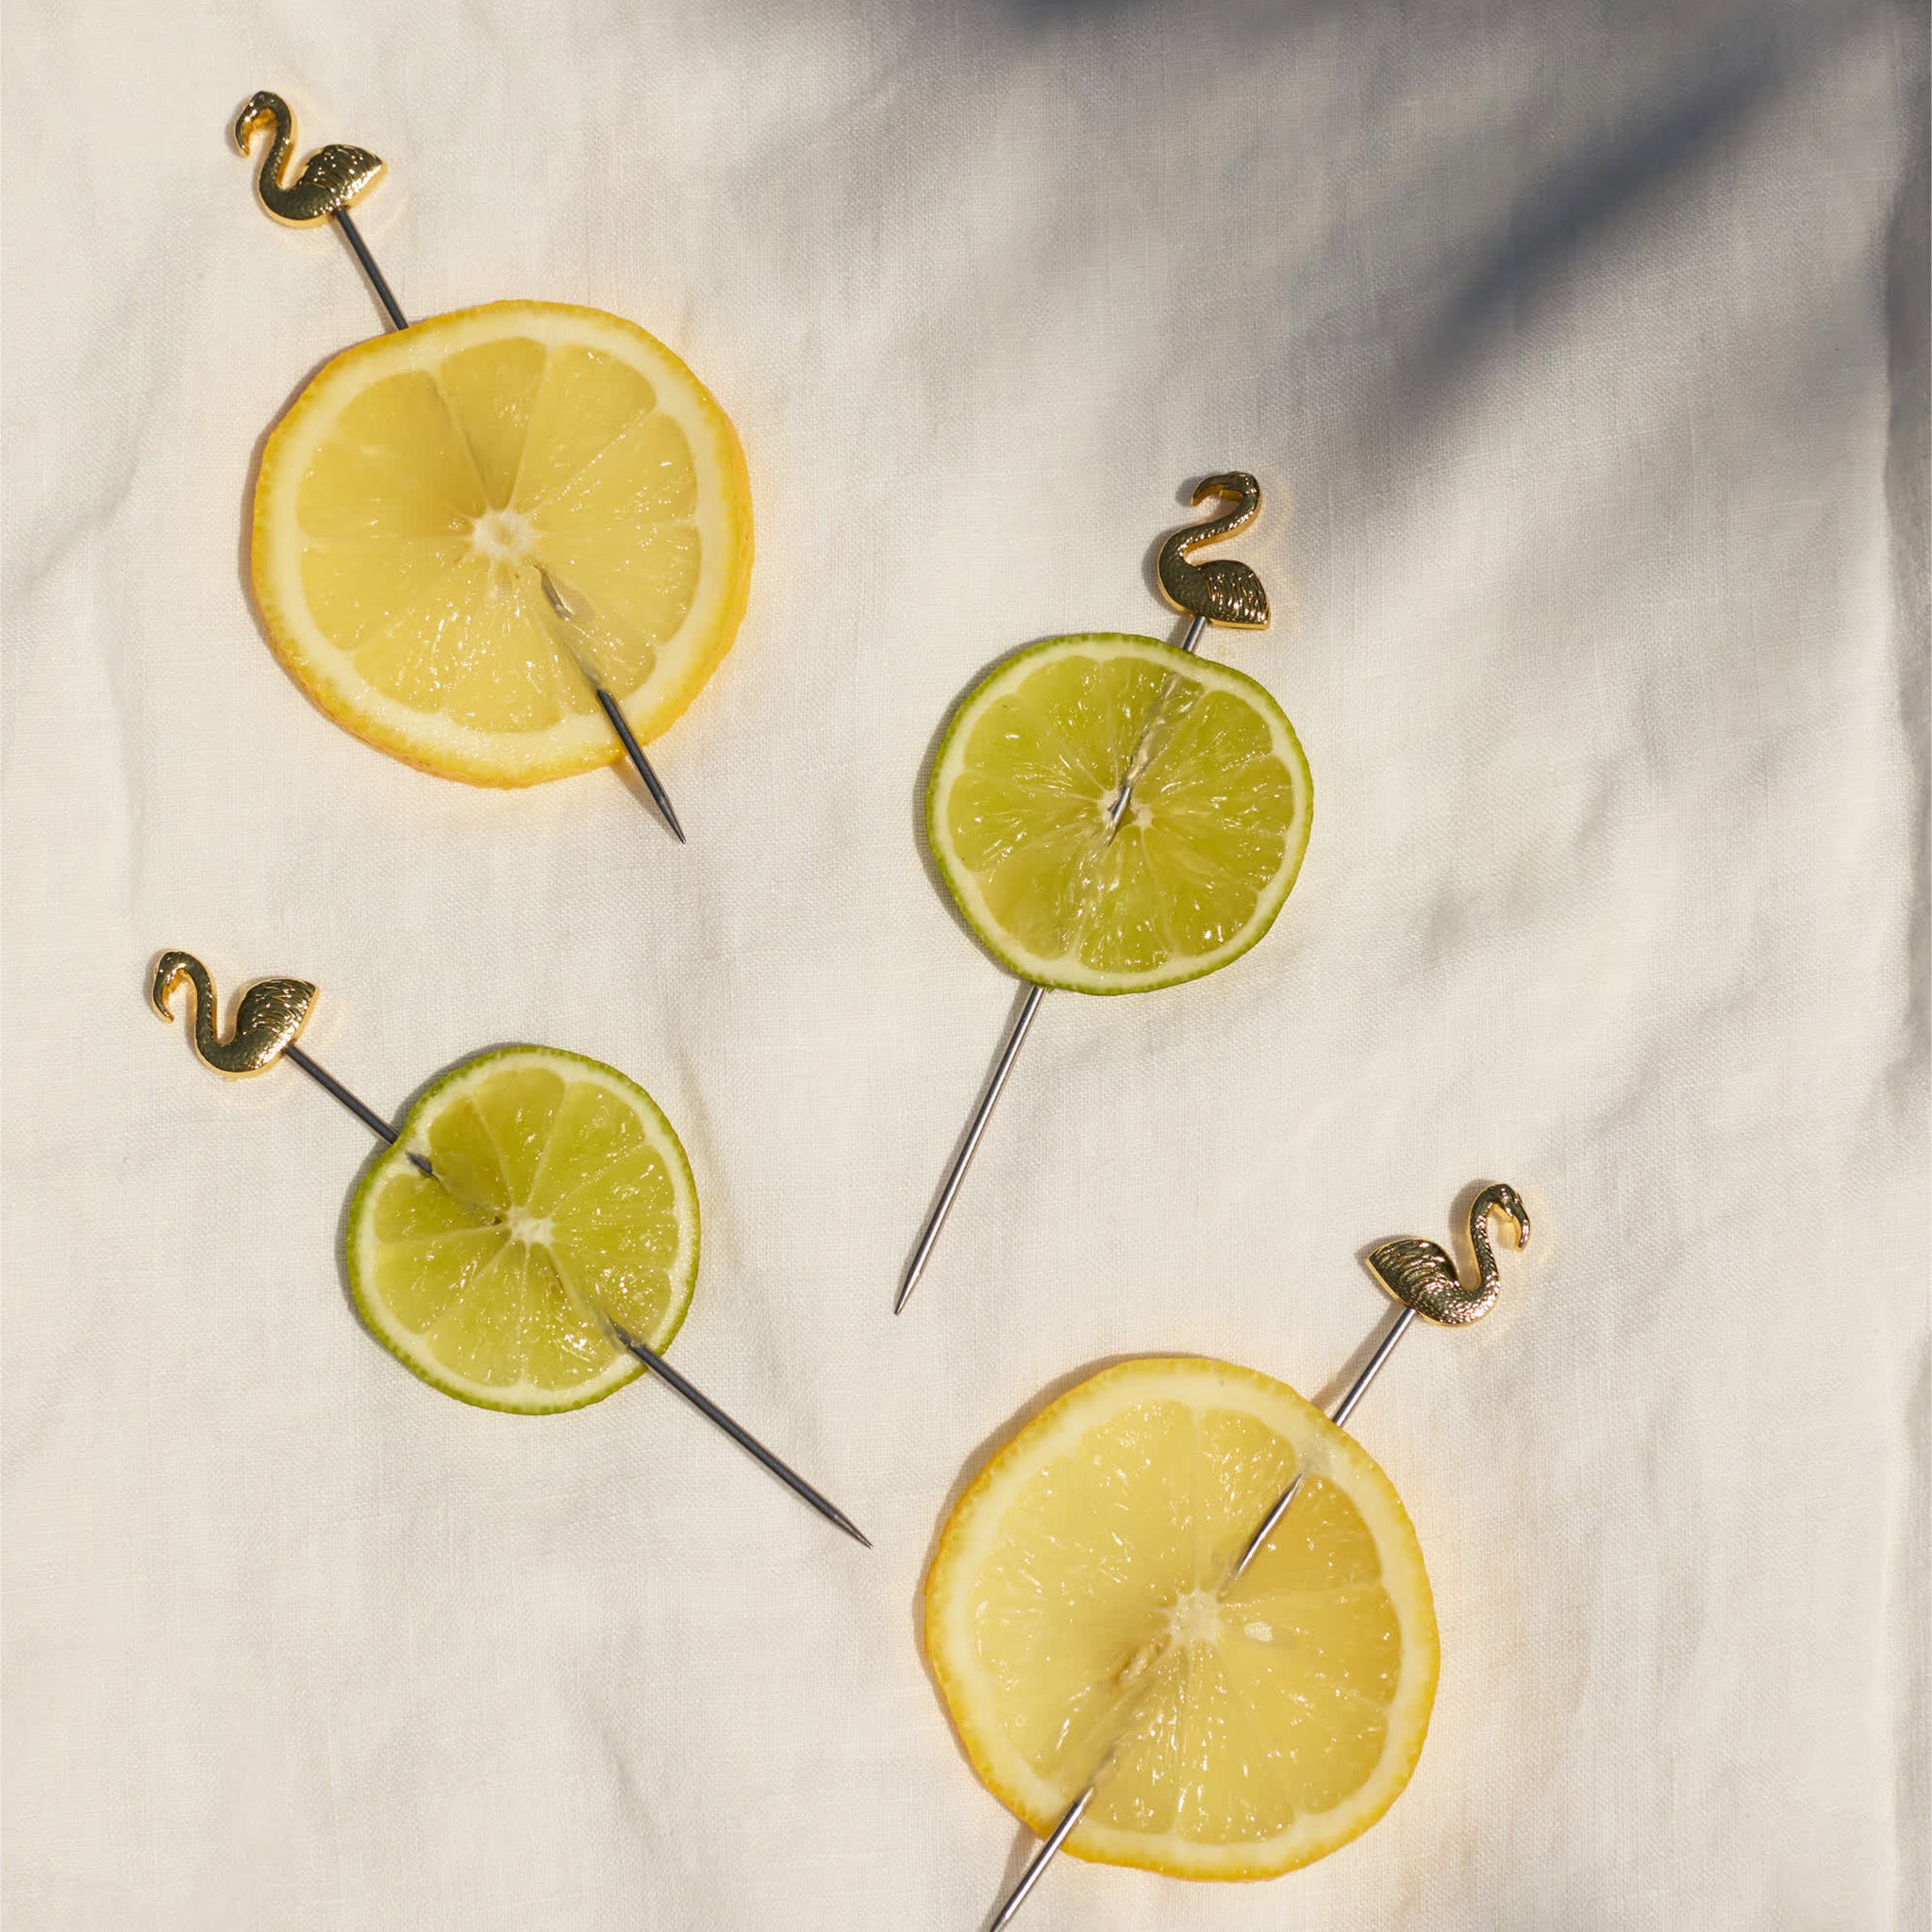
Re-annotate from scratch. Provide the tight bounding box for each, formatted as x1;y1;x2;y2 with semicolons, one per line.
253;301;753;785
926;635;1311;993
346;1045;699;1413
924;1357;1438;1880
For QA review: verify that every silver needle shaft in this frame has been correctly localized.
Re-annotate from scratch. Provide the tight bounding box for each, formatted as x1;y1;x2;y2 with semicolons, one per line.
279;1044;866;1546
535;568;688;843
332;208;408;331
1228;1305;1416;1580
608;1323;870;1546
895;983;1045;1313
983;1300;1418;1929
897;614;1209;1314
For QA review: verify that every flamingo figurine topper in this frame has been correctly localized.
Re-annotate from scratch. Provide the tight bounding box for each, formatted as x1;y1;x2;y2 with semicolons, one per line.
151;950;317;1076
1369;1182;1532;1325
233;92;384;227
1157;473;1271;628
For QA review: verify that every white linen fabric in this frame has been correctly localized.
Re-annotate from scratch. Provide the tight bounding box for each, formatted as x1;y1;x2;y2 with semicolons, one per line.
4;2;1925;1926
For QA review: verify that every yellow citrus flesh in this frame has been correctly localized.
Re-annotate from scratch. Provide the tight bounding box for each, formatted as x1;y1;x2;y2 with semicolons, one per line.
346;1046;698;1413
253;301;752;785
927;636;1311;993
924;1357;1437;1879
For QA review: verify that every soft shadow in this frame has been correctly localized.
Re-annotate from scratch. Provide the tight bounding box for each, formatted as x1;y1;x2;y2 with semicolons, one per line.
1885;36;1930;1114
1416;32;1821;385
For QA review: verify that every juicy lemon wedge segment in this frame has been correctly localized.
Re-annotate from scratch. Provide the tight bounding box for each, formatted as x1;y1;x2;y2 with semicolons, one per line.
926;636;1311;993
924;1357;1438;1879
253;301;752;785
346;1046;699;1413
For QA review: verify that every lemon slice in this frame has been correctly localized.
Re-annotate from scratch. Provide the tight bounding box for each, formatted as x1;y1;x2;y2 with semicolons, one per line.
346;1046;698;1412
253;301;752;785
924;1357;1437;1880
926;636;1311;993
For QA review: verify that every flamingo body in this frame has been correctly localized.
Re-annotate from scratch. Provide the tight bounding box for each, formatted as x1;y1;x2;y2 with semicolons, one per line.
234;91;384;226
151;951;317;1076
1158;473;1271;628
1368;1182;1529;1325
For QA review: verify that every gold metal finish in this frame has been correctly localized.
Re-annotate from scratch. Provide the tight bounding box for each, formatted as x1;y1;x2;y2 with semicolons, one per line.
1156;472;1271;628
150;951;317;1076
233;91;384;226
1367;1182;1530;1325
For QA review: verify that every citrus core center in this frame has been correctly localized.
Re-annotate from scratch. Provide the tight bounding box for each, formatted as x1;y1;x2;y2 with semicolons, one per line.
1169;1587;1224;1648
471;508;535;562
506;1208;553;1247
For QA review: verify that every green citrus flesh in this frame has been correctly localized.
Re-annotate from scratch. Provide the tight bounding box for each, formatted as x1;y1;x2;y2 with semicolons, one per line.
927;636;1312;993
346;1045;698;1413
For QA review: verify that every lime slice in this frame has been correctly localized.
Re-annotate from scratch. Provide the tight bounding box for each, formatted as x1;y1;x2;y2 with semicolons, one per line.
926;635;1311;994
346;1045;698;1413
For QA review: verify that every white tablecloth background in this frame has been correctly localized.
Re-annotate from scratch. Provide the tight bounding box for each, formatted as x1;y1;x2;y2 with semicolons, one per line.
5;2;1925;1926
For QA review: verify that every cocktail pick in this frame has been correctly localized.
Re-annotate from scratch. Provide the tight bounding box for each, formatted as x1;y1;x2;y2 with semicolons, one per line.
231;89;688;841
897;475;1274;1313
982;1183;1531;1929
149;950;869;1547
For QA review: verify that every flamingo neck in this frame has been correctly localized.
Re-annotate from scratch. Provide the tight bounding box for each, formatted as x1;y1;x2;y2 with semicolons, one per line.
1470;1214;1498;1292
256;103;292;196
171;957;221;1056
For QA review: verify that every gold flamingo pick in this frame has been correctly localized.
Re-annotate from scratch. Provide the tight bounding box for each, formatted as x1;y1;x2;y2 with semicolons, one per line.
1157;472;1272;628
229;90;687;841
233;92;401;324
896;474;1277;1313
984;1182;1533;1930
149;950;869;1545
233;91;384;226
151;950;317;1076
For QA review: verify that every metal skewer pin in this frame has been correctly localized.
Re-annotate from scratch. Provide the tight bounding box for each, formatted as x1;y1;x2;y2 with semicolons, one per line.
231;90;688;842
982;1183;1531;1930
150;950;869;1548
897;475;1273;1313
